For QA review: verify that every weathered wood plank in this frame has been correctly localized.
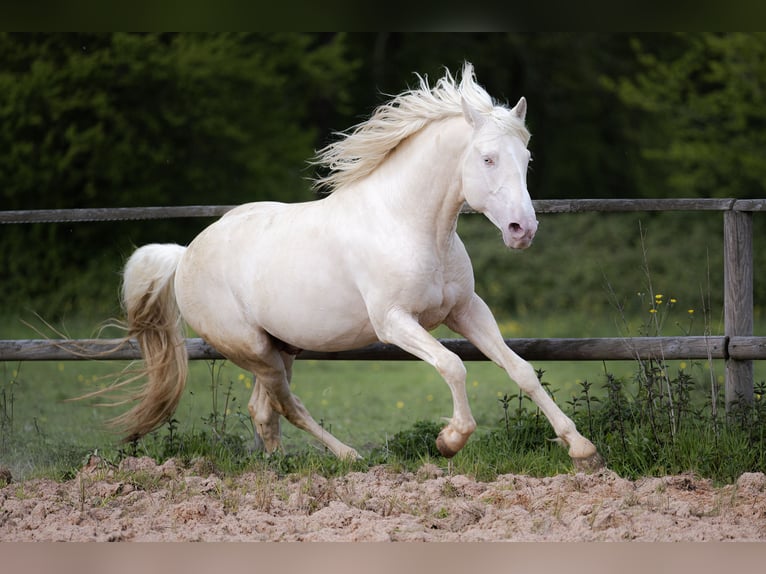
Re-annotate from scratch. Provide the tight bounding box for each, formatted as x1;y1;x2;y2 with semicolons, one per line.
724;210;754;405
728;337;766;360
733;199;766;212
0;205;237;224
533;198;736;214
302;337;730;361
5;198;763;225
0;336;732;363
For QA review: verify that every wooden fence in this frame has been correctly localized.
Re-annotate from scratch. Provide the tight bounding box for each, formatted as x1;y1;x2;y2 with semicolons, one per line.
2;198;764;409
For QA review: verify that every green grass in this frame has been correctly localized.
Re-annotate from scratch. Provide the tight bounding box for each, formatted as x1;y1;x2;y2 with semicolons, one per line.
0;355;604;471
2;312;766;485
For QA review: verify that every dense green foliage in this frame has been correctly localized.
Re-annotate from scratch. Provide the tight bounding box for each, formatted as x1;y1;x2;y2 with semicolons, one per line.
1;33;765;322
607;33;766;199
1;33;357;316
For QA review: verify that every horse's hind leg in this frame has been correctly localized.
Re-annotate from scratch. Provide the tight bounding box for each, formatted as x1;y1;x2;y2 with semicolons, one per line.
240;336;359;460
247;351;295;453
248;377;281;452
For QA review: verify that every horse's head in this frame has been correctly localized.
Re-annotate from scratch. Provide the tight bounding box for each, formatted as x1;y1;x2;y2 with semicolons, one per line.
460;96;537;250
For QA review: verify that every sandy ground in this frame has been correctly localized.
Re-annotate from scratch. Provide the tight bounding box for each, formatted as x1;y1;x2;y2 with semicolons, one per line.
1;456;765;541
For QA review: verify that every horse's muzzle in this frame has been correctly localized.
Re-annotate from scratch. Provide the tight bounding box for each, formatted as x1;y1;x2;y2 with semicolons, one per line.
503;219;538;249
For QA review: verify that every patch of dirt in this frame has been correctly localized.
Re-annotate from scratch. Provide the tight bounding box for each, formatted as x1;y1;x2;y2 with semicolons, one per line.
1;457;765;541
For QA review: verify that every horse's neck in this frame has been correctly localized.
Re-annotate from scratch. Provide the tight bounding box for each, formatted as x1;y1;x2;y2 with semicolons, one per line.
361;117;470;244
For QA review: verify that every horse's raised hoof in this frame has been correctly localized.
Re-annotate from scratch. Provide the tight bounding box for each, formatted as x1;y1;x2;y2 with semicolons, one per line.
436;434;458;458
572;452;605;473
436;426;470;458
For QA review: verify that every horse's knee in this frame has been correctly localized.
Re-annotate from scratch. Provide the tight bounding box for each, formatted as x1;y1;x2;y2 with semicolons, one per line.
435;354;467;385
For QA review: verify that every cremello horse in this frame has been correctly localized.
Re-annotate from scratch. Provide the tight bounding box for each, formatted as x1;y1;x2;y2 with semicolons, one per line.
114;63;601;470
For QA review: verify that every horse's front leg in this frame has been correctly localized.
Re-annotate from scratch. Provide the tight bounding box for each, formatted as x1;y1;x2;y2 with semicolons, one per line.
447;293;604;472
374;308;476;457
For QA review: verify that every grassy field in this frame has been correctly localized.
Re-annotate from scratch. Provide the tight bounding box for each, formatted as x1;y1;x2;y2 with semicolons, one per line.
0;353;630;461
2;310;766;484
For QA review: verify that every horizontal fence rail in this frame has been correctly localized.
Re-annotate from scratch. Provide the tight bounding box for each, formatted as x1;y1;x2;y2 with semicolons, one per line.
0;336;739;362
0;205;238;224
2;198;765;225
3;335;765;363
2;198;764;409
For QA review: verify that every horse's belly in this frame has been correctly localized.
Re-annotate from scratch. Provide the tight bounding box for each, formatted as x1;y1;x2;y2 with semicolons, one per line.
258;296;379;352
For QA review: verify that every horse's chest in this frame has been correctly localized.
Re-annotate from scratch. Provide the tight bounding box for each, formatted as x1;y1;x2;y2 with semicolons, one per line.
391;246;471;328
414;273;466;330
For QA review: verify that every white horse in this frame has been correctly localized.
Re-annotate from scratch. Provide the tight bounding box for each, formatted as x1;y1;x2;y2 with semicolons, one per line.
114;63;601;470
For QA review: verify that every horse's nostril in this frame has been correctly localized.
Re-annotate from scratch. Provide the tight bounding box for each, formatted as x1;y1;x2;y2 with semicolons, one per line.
509;222;523;234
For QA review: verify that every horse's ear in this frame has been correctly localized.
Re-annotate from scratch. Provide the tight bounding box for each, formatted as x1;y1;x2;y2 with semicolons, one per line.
511;97;527;121
461;97;486;129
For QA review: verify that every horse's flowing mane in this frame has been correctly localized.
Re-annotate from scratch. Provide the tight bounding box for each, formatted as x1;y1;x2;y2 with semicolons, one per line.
312;62;530;192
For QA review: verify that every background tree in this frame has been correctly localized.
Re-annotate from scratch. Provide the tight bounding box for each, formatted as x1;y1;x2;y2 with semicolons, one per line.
607;33;766;199
0;33;357;317
1;33;762;325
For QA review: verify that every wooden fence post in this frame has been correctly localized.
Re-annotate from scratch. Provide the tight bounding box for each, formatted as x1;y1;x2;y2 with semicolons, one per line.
724;208;754;408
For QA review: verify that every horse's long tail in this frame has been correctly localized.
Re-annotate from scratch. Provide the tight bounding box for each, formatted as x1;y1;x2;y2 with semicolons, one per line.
113;243;188;442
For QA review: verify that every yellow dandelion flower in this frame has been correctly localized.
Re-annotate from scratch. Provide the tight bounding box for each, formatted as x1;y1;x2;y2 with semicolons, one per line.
472;380;479;388
670;298;677;304
688;309;695;315
679;361;687;370
649;308;657;314
237;373;245;381
426;394;434;402
655;293;663;300
396;400;405;409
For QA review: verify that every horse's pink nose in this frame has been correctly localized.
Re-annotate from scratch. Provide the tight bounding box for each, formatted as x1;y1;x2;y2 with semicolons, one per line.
509;222;524;236
508;220;537;239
